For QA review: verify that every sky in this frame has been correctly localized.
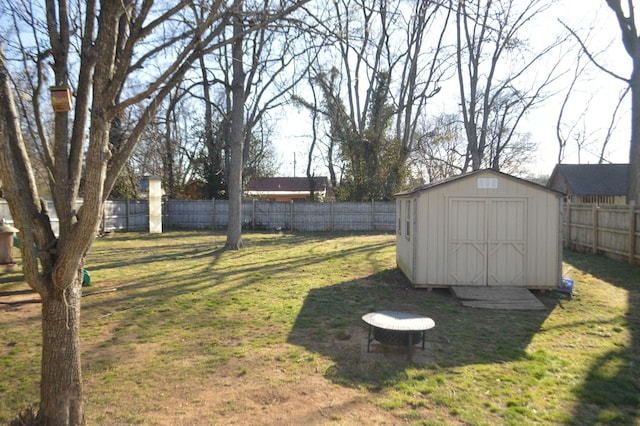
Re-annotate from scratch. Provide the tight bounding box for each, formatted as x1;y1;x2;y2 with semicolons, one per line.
271;0;633;180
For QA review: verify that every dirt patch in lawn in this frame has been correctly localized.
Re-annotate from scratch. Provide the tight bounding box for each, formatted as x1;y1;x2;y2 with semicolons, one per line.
82;325;430;425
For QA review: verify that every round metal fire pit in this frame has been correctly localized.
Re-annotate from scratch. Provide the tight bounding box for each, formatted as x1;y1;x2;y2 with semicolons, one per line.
362;311;435;360
373;327;423;347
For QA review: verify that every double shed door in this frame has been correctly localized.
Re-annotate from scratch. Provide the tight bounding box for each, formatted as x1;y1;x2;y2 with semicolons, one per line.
446;198;526;286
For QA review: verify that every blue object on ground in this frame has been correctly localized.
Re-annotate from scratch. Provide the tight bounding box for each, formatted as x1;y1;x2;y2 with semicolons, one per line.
560;278;574;294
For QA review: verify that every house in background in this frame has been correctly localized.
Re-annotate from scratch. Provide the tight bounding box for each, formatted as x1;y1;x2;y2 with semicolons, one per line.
245;177;335;202
546;163;628;205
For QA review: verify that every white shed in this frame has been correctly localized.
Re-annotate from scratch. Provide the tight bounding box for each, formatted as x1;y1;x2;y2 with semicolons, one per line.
395;169;564;289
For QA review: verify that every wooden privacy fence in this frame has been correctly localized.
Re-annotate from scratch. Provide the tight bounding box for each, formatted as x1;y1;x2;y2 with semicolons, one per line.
564;202;639;263
4;199;640;261
163;199;396;232
0;199;396;233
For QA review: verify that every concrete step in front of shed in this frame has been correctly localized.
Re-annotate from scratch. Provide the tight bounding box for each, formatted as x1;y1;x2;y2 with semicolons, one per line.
450;286;546;310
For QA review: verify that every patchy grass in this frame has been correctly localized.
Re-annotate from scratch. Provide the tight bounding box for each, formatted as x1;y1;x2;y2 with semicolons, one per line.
0;231;639;425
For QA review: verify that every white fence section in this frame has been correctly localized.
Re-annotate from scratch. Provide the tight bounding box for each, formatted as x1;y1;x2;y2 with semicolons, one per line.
0;199;85;236
102;199;149;232
0;199;397;233
6;199;640;263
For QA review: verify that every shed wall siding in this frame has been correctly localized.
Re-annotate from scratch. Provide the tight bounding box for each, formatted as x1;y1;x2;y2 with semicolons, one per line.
395;199;414;281
399;170;561;289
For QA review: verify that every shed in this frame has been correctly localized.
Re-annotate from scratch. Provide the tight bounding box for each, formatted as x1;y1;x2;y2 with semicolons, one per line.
395;169;564;289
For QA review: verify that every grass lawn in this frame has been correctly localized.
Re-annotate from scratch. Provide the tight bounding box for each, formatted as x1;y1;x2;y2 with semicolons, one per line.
0;231;639;425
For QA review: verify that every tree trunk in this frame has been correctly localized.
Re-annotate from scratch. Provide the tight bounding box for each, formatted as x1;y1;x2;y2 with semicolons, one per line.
226;6;245;250
37;275;84;426
165;99;176;199
629;66;640;204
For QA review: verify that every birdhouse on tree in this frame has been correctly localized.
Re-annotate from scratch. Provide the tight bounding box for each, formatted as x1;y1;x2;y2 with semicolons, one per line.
49;85;73;112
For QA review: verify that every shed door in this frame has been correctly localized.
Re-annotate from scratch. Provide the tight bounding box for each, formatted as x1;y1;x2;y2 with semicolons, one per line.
447;198;526;286
447;199;487;285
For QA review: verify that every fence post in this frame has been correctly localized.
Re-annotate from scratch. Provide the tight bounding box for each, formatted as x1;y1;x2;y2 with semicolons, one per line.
211;198;216;229
330;202;334;232
592;204;598;254
630;201;636;264
125;199;130;231
371;200;375;232
101;203;107;234
563;198;571;248
252;199;256;231
289;200;294;231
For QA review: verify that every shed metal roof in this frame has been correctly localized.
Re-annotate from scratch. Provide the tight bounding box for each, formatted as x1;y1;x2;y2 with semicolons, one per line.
396;169;562;197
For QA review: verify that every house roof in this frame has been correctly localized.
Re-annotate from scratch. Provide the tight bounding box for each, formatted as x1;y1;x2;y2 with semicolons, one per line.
396;169;562;197
548;164;628;196
246;177;335;197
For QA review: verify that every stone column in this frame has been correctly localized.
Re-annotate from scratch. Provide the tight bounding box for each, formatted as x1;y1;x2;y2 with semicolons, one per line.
147;176;162;234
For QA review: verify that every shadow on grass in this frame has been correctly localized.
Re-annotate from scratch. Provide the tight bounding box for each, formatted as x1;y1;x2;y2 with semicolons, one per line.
564;250;640;425
288;268;557;387
79;232;395;314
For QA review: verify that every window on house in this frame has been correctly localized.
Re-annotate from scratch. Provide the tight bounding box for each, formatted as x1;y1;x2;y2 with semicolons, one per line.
405;200;411;239
397;200;402;235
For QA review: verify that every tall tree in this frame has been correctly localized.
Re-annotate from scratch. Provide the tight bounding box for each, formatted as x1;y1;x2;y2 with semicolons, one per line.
555;48;593;164
0;0;290;422
226;3;246;249
198;56;229;199
305;0;449;200
601;0;640;202
207;0;313;247
391;0;451;181
455;0;563;172
409;113;467;182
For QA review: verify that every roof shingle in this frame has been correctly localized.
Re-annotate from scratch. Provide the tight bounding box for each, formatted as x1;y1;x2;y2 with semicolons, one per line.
549;164;627;196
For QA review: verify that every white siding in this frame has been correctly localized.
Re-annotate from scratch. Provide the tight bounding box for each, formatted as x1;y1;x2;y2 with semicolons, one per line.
396;170;562;289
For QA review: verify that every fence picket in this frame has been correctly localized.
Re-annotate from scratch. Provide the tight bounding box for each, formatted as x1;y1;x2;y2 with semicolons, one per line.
7;199;636;263
0;199;397;234
565;202;638;263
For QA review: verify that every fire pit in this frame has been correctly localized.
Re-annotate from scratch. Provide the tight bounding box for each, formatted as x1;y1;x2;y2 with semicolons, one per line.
362;311;435;360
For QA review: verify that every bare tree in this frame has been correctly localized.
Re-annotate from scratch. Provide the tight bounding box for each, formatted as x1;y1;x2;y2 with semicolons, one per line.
292;67;341;188
599;86;630;162
303;0;450;200
0;0;298;422
409;113;467;182
556;48;593;163
227;3;247;249
561;2;639;201
455;0;564;172
392;0;452;176
554;28;628;166
602;0;640;201
204;0;314;248
194;57;231;199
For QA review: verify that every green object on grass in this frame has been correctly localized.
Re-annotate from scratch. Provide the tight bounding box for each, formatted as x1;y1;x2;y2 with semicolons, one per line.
11;231;91;286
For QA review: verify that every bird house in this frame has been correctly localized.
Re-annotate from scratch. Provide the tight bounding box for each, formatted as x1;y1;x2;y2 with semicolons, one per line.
49;85;73;112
